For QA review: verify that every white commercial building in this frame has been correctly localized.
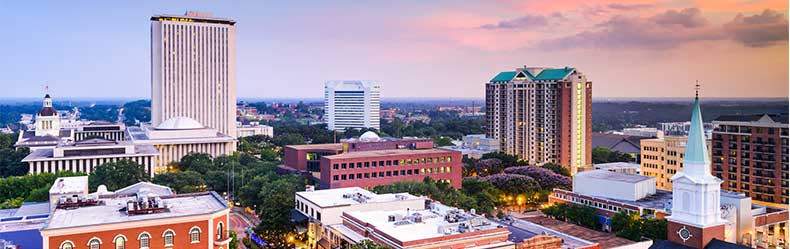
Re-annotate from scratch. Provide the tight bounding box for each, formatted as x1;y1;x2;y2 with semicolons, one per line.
22;138;159;176
127;117;234;173
150;11;237;138
236;121;273;138
324;80;380;131
294;187;425;248
572;169;656;201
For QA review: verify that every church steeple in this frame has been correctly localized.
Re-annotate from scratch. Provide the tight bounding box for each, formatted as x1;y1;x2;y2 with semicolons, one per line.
683;84;710;175
666;84;726;248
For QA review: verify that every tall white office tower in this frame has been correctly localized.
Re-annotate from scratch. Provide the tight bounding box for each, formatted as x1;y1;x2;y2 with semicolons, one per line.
150;11;237;138
324;81;381;131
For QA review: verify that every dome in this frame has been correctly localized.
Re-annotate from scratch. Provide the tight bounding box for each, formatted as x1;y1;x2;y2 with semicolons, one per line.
359;131;380;142
156;117;204;130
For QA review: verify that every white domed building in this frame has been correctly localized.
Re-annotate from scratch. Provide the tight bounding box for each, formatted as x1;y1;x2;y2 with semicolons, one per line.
127;116;234;173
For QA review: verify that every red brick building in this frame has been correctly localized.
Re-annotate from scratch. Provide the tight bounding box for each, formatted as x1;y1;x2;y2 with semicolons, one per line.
41;190;231;249
320;148;462;189
284;132;462;189
284;143;343;172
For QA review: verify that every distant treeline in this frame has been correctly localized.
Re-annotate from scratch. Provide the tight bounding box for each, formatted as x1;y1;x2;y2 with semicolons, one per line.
592;100;788;132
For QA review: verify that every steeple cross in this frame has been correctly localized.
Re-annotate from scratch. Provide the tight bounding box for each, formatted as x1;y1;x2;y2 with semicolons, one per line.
695;81;700;97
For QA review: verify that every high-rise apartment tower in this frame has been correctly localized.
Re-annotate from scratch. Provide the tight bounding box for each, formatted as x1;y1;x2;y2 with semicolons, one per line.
485;66;592;174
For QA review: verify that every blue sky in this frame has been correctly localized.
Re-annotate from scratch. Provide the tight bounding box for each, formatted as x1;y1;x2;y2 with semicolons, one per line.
0;1;787;99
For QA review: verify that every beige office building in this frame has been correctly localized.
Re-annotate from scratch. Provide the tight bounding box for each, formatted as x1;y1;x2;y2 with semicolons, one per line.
150;11;237;137
640;135;711;190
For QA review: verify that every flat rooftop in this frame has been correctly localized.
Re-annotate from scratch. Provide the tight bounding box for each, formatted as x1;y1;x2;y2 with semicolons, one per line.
43;192;229;230
285;143;343;151
594;162;640;170
49;176;88;195
324;148;455;160
296;187;421;208
343;203;507;244
575;169;652;183
23;144;158;161
502;218;598;248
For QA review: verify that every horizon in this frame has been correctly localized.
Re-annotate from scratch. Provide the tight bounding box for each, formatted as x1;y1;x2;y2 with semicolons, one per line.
0;1;788;99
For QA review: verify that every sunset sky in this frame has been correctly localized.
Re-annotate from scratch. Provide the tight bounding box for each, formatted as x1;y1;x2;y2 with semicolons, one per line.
0;1;787;99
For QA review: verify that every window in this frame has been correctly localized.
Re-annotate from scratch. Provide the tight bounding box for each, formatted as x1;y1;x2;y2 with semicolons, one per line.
163;230;175;246
139;233;150;248
89;238;101;249
190;227;201;243
60;241;75;249
217;222;225;240
114;235;126;249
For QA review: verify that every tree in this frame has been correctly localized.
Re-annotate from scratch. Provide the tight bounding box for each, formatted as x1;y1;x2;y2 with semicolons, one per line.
435;136;454;147
152;171;206;193
480;152;525;167
610;211;666;241
465;158;505;176
177;153;214;174
541;203;598;230
592;147;633;164
254;177;303;248
541;163;571;177
0;133;30;177
89;160;150;191
25;186;50;202
228;230;240;249
503;166;571;190
349;240;390;249
0;171;85;209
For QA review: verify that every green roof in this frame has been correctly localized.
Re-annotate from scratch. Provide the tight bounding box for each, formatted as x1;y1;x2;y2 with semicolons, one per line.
490;71;517;82
534;67;574;81
684;96;710;165
489;67;575;83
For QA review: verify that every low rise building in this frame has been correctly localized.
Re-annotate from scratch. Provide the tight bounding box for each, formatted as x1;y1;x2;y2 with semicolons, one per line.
573;170;655;201
39;176;231;249
294;187;426;248
284;132;462;189
22;138;158;176
622;127;663;138
549;170;788;247
441;134;500;159
127;117;235;173
0;202;50;249
236;121;273;138
593;162;641;175
591;133;647;163
334;202;514;249
320;148;462;189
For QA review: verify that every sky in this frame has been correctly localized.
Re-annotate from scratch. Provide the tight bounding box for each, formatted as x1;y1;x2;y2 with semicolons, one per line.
0;1;787;99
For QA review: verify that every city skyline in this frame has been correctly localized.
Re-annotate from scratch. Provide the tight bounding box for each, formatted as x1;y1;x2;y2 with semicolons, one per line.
0;1;788;99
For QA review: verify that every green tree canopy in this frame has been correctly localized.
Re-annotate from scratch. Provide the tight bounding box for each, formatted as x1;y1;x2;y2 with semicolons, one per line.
89;160;150;191
592;147;633;164
152;171;206;193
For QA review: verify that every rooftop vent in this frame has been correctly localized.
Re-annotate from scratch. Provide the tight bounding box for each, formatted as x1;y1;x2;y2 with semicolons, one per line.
126;190;166;215
56;195;99;209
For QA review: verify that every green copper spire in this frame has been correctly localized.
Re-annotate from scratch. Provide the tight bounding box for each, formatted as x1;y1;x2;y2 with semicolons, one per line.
684;85;710;165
